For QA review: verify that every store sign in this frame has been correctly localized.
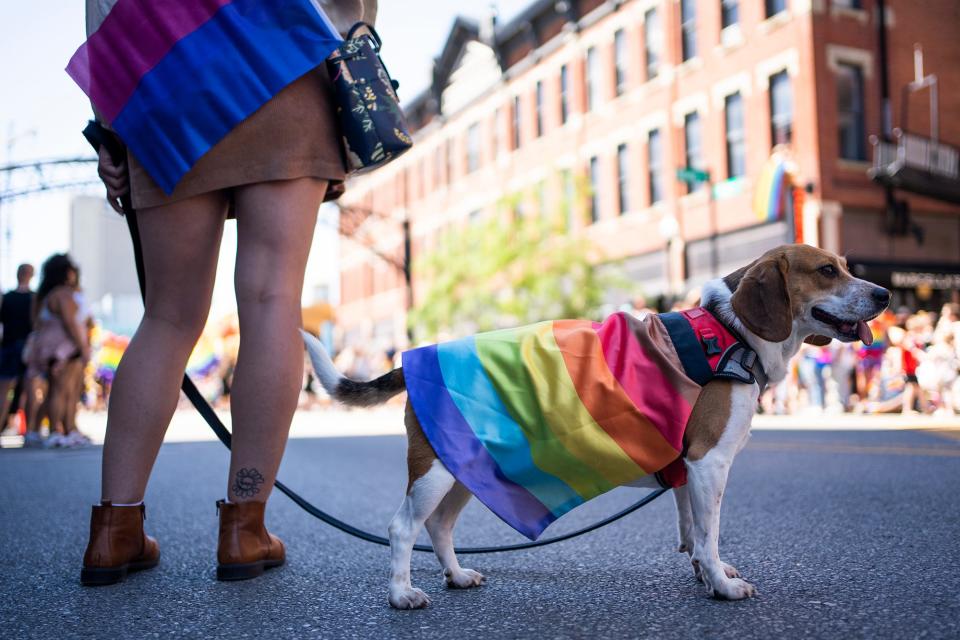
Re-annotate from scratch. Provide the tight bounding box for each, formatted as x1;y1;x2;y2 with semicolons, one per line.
891;271;960;290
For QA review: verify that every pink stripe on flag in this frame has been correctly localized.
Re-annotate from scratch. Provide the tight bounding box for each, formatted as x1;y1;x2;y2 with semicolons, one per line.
66;0;233;123
593;313;692;452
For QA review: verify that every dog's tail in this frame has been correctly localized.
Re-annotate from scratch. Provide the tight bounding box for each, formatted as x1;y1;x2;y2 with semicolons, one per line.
300;330;406;407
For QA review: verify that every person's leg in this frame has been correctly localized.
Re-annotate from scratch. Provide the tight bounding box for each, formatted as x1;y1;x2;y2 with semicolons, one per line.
227;177;327;502
0;378;14;430
100;193;227;503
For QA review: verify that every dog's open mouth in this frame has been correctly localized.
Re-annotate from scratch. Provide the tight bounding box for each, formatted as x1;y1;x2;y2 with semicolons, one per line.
812;307;875;344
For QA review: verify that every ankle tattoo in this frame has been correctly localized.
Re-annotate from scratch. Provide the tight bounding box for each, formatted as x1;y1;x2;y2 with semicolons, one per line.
231;468;265;498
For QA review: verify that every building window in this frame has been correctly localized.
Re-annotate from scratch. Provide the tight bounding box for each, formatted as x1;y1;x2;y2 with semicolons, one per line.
680;0;697;62
589;156;600;223
684;112;704;193
614;29;628;96
765;0;787;18
512;95;522;150
466;123;480;173
560;64;570;124
648;128;663;204
769;70;793;146
725;92;746;178
837;63;866;160
721;0;739;30
433;146;442;187
492;108;501;157
617;143;629;214
834;0;862;8
644;8;661;80
535;81;544;137
586;46;599;111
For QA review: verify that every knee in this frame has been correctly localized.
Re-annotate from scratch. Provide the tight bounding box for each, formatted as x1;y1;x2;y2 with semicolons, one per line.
235;280;300;312
142;302;208;346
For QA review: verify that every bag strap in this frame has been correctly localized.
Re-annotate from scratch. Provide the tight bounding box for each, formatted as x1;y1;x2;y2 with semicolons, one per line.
345;21;381;48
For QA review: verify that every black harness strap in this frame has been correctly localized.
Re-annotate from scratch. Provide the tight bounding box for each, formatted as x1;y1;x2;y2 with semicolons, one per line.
658;312;714;386
83;121;666;554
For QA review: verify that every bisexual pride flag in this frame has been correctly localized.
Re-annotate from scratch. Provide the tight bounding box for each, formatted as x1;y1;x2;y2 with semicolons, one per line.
402;312;703;540
67;0;342;194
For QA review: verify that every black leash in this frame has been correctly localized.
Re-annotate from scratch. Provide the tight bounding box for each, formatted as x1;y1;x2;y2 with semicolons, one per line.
83;121;667;554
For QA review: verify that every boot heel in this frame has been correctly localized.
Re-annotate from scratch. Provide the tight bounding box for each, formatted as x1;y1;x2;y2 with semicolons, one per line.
217;560;266;581
80;564;129;586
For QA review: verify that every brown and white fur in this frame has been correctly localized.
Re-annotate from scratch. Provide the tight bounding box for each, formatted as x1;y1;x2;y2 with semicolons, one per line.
302;245;890;609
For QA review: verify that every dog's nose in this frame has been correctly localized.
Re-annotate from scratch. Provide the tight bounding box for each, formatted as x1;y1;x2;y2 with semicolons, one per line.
871;287;891;306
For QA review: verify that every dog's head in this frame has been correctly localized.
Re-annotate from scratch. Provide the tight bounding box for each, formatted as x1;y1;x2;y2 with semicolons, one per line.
724;245;890;345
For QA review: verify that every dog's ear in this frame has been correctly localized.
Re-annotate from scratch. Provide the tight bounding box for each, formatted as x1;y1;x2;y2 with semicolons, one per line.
804;334;832;346
730;256;793;342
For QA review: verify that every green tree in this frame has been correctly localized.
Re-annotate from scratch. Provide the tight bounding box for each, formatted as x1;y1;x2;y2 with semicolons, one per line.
408;185;624;342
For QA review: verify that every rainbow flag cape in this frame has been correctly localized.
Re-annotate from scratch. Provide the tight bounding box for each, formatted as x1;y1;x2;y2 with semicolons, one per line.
66;0;342;194
402;312;704;540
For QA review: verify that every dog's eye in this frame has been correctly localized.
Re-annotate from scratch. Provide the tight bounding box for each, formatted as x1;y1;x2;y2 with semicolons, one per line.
818;264;838;278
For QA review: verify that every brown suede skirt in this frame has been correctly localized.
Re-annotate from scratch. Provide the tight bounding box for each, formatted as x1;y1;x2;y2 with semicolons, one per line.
128;66;346;210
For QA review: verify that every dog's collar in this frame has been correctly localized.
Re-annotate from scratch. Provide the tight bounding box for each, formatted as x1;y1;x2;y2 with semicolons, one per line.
658;308;768;392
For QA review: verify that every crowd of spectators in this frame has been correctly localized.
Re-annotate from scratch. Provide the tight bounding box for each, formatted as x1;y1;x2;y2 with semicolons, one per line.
762;303;960;416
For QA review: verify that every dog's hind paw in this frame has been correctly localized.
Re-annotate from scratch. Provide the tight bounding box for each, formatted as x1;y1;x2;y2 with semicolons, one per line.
389;586;431;610
710;577;757;601
444;568;486;589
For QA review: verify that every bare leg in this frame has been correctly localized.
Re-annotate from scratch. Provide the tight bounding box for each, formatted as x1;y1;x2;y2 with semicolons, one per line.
63;360;85;434
226;178;327;502
0;379;14;430
388;461;456;609
424;482;484;589
101;193;227;503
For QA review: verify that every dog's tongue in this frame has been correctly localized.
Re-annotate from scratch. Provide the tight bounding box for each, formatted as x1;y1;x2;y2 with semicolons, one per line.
857;320;873;345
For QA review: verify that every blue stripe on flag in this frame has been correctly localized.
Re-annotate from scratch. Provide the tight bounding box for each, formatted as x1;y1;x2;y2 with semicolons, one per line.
437;337;584;518
112;0;342;194
402;344;556;540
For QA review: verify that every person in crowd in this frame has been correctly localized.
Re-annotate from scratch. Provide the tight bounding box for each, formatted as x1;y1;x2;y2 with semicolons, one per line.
798;343;829;411
62;273;95;445
24;255;91;448
899;314;930;414
0;264;37;443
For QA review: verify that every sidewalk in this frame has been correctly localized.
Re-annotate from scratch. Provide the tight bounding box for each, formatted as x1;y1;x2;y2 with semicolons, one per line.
4;406;958;448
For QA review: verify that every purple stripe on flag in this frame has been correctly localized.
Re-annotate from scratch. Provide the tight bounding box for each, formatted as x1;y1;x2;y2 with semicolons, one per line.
66;0;233;123
402;345;556;540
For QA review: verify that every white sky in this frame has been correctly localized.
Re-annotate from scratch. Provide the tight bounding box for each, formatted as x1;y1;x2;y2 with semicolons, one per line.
0;0;532;302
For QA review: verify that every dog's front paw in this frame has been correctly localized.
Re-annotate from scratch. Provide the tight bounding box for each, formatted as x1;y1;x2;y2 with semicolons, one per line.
709;577;757;601
722;562;740;579
389;586;431;610
444;568;486;589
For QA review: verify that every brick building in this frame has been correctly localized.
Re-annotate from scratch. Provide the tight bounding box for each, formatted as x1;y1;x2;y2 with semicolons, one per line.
336;0;960;350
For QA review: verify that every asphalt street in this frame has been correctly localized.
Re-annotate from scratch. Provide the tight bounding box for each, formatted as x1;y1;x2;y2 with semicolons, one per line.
2;425;959;639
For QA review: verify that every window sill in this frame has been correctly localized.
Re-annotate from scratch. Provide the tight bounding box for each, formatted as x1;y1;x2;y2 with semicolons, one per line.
757;11;792;35
830;6;869;23
720;25;744;50
677;57;704;77
836;158;871;171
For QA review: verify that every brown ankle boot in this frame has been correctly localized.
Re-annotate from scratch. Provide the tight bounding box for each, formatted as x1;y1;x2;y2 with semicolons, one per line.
216;500;285;581
80;501;160;586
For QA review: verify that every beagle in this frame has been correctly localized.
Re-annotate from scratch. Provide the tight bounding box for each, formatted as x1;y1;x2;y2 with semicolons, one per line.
303;244;890;609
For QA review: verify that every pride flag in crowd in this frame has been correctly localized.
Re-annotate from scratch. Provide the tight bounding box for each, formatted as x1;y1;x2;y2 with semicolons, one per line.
402;313;702;540
66;0;342;194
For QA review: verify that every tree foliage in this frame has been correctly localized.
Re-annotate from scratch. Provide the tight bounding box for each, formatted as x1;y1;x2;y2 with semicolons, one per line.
408;199;622;342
